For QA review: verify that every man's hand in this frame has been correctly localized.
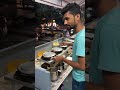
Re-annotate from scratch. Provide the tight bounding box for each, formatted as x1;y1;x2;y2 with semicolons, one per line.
53;56;64;63
60;42;67;46
60;42;73;46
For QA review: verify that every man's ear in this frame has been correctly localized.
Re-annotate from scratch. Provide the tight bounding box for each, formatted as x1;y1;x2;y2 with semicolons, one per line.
75;14;80;20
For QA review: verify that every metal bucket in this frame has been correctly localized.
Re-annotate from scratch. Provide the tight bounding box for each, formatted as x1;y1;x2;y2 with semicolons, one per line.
50;67;58;82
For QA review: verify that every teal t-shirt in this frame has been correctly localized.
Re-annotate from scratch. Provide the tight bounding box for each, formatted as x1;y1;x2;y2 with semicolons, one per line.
98;7;120;72
89;6;120;84
72;28;85;82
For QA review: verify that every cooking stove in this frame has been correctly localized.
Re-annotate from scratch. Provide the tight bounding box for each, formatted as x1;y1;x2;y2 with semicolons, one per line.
37;46;72;81
38;46;72;68
35;37;73;90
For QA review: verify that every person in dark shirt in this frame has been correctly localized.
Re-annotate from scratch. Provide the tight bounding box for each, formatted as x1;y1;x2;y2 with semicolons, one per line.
89;0;120;90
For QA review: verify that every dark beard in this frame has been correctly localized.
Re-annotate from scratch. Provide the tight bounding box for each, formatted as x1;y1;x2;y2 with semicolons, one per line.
72;17;77;30
71;24;76;30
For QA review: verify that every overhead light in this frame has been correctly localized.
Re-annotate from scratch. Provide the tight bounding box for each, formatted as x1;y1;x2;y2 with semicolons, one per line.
73;0;75;3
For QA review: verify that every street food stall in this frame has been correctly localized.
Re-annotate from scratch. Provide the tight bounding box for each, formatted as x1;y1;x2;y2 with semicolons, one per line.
35;37;73;90
34;0;85;90
1;0;85;90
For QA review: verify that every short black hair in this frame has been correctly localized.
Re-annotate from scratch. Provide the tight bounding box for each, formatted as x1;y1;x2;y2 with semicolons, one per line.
61;3;81;16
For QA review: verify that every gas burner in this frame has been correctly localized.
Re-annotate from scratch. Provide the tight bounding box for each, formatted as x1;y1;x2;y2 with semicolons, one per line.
41;55;52;61
41;51;56;61
52;47;63;54
14;70;34;83
38;46;72;66
60;45;67;50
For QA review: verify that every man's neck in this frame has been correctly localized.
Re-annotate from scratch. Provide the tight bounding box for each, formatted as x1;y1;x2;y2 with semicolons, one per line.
75;23;85;33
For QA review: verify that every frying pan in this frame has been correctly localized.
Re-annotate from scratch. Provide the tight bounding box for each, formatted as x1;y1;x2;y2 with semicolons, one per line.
41;51;56;61
52;47;63;54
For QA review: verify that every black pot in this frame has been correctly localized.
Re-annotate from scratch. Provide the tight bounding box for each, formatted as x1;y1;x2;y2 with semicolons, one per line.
14;70;34;83
17;61;34;77
60;45;67;50
41;63;50;69
14;61;35;83
54;50;62;54
41;56;51;61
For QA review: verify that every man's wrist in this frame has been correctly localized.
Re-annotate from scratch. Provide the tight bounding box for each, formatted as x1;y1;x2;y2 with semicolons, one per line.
67;43;73;46
63;57;66;62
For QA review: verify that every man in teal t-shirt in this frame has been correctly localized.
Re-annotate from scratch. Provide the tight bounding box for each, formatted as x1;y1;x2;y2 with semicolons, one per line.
53;3;85;90
54;3;85;90
72;28;85;82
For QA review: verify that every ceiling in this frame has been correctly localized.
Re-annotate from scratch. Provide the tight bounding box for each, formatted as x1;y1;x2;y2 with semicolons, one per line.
63;0;85;5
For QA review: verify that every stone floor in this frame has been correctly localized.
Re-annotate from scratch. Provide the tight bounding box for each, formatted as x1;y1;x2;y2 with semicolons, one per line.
0;73;72;90
0;76;25;90
62;73;72;90
0;76;11;90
